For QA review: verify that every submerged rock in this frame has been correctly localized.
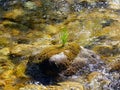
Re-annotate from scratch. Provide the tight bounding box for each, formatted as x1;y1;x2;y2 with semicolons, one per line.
109;56;120;71
0;37;10;48
4;8;24;19
19;81;84;90
26;42;105;84
109;0;120;9
28;42;80;77
0;48;9;56
93;42;120;57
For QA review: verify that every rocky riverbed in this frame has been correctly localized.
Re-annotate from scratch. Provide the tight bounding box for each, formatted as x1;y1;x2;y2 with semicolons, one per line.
0;0;120;90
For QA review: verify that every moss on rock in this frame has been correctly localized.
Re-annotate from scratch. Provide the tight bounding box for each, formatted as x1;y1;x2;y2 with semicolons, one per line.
28;42;81;76
30;42;80;63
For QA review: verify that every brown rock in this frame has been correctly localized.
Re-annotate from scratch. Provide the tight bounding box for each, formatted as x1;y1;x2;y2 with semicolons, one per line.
4;9;24;19
87;72;101;81
109;58;120;71
28;42;81;76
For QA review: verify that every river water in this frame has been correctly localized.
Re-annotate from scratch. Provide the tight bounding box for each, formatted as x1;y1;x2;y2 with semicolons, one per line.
0;0;120;90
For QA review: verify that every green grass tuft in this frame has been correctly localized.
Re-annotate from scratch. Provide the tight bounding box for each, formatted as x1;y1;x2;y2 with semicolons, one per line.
60;27;69;47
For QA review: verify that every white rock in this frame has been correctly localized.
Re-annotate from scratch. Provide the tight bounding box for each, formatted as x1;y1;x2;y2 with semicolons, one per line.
50;52;67;64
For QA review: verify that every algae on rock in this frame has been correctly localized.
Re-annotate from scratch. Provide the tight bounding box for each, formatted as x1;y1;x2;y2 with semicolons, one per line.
28;42;81;77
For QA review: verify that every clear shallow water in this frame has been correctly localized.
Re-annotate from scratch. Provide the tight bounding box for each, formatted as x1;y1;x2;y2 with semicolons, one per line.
0;0;120;90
